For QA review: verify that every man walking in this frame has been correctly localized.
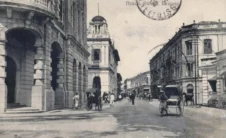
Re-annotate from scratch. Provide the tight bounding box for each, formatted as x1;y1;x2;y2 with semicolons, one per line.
110;92;115;107
72;92;79;109
131;91;136;105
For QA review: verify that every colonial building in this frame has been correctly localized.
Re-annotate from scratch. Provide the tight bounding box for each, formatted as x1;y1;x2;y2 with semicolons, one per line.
149;21;226;104
87;15;120;96
117;73;122;98
0;0;89;113
125;71;150;95
124;79;132;94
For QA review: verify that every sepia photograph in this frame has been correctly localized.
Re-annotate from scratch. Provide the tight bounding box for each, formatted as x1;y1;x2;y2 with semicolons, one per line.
0;0;226;137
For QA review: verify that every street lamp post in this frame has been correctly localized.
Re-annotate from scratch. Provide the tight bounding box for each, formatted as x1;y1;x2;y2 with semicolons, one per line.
194;36;198;105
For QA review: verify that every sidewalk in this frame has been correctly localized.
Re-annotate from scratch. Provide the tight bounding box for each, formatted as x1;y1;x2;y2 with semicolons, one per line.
0;103;111;118
185;106;226;119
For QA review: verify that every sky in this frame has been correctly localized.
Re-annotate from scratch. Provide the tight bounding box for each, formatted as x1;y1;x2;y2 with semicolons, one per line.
87;0;226;80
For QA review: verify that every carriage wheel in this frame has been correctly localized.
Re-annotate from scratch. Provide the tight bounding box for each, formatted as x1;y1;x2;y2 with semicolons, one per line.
176;101;184;116
159;103;162;115
159;102;166;116
86;103;92;111
99;103;102;111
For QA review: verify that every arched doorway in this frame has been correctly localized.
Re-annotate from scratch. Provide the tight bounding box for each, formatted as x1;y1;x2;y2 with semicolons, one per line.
187;84;194;94
51;42;63;107
5;28;37;108
92;76;101;89
78;62;82;104
73;59;77;94
5;56;17;104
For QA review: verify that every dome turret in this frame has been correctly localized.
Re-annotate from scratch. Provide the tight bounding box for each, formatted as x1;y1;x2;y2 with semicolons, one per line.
92;16;106;22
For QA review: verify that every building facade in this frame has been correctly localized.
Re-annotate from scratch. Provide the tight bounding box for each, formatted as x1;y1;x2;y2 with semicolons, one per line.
0;0;89;113
149;21;226;104
87;15;120;96
125;71;150;95
124;79;132;93
117;73;122;98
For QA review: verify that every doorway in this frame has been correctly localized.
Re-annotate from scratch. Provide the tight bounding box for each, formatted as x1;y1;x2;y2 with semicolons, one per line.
5;56;17;104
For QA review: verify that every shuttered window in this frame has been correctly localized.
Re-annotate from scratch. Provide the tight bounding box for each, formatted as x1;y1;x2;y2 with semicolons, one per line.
92;49;101;61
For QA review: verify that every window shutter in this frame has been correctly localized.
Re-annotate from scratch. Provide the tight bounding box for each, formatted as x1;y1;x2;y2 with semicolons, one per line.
92;49;94;61
99;49;102;61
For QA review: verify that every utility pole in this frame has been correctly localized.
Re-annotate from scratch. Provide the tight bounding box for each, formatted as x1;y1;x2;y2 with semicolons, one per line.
194;37;197;105
193;36;199;106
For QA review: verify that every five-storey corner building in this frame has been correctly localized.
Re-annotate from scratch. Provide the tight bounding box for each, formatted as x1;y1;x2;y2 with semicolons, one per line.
149;21;226;104
0;0;89;113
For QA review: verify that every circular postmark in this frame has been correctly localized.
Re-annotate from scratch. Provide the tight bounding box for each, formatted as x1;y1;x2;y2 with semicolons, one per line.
136;0;182;20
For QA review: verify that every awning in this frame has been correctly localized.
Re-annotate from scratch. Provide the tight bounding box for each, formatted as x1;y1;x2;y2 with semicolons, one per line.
208;76;217;81
221;71;226;77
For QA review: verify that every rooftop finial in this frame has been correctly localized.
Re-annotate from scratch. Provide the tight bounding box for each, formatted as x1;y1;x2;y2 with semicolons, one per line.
98;3;99;15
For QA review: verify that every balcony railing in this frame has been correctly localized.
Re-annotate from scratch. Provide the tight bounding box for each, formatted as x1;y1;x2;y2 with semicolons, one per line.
0;0;54;13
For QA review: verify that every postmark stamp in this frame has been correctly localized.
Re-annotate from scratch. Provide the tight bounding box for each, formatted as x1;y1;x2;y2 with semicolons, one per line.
136;0;182;20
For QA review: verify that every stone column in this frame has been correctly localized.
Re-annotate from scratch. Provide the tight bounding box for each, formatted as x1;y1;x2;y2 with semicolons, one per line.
55;57;65;108
0;39;6;113
83;68;87;103
78;66;82;106
75;65;79;98
80;67;84;106
44;41;55;111
32;46;45;110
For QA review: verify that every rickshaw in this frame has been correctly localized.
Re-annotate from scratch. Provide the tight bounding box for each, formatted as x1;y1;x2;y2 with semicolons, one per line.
159;85;184;116
86;88;102;111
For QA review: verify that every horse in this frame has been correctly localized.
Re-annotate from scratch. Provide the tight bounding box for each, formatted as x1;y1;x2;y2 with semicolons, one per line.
183;92;194;106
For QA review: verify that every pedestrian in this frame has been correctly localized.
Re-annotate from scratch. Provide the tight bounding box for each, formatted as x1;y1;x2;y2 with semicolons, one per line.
72;92;79;109
110;92;115;107
148;93;151;101
118;94;122;101
129;93;132;101
131;91;136;105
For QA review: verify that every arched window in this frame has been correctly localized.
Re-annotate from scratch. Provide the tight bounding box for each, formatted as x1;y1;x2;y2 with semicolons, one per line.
59;0;63;21
204;39;212;54
187;84;194;93
185;40;193;55
71;2;75;27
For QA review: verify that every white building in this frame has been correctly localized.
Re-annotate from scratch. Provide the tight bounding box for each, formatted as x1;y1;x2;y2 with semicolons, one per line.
125;71;150;95
87;15;120;96
150;21;226;104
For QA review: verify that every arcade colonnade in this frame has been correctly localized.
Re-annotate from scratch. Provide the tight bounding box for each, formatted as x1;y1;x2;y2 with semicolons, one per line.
0;19;88;113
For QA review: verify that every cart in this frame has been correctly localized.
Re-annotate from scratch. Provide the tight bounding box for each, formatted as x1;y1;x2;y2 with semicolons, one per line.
86;88;102;111
159;85;184;116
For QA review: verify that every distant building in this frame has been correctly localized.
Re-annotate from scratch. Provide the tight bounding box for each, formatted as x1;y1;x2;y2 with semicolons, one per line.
117;73;122;98
149;21;226;104
125;71;150;95
87;15;120;96
124;79;132;94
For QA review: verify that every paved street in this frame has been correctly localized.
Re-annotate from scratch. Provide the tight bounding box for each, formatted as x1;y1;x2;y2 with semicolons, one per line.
0;99;226;138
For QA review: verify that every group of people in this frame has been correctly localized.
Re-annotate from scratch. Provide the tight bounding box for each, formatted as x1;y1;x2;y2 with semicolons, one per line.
72;92;121;109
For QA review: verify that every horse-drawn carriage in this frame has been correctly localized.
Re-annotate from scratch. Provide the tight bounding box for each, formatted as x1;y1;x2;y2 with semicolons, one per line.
159;85;184;116
86;88;102;111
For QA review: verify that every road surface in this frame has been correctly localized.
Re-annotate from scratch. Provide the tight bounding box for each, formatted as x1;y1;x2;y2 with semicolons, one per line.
0;99;225;138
